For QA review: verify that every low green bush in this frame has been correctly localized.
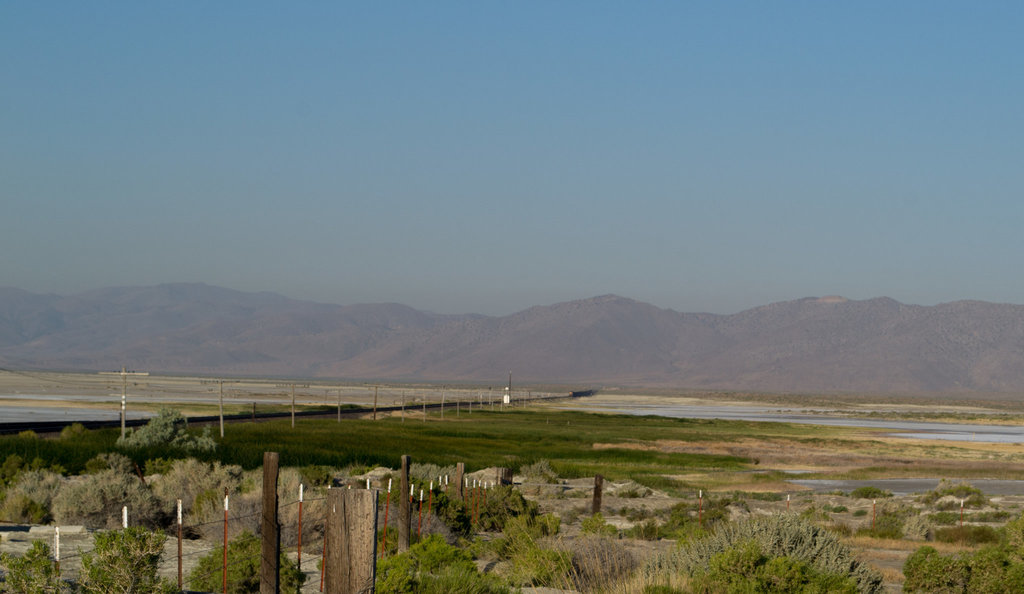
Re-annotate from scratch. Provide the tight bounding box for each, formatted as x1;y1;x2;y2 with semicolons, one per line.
377;534;509;593
902;546;969;593
919;479;987;508
689;540;859;593
188;531;304;593
581;513;617;537
850;486;892;499
647;514;882;593
0;540;70;593
934;525;1001;545
80;527;178;593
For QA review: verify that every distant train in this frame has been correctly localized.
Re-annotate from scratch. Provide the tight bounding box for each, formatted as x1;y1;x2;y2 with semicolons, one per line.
569;389;596;398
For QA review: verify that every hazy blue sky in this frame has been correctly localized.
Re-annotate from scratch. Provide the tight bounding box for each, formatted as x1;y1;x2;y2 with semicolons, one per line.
3;3;1023;315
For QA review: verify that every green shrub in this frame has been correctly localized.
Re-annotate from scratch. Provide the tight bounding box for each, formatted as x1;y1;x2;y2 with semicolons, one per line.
188;530;305;593
850;486;892;499
0;540;71;593
476;485;539;532
84;452;134;475
648;514;882;593
376;534;509;593
967;546;1024;594
581;512;617;537
117;408;216;452
627;519;661;540
934;525;1000;545
299;464;337;486
59;423;87;440
688;540;858;594
657;495;732;539
79;527;178;593
903;546;970;593
919;479;987;508
904;544;1024;593
143;457;174;476
928;511;959;525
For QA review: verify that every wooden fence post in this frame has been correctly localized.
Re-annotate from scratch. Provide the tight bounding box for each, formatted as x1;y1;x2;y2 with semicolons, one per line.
324;488;378;594
592;474;603;515
455;463;465;501
261;452;280;594
398;455;411;551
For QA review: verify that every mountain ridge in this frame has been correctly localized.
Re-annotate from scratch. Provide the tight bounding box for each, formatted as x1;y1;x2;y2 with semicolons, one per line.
2;283;1024;394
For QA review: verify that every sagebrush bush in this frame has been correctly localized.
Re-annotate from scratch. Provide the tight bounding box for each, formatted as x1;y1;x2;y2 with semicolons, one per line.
53;469;163;529
689;540;859;594
84;452;134;475
647;514;882;593
902;514;931;541
409;462;456;485
0;469;62;523
149;458;242;523
116;408;216;452
519;460;558;484
919;479;987;508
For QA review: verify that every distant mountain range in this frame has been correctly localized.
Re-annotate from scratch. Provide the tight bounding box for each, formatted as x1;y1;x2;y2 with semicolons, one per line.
3;283;1024;394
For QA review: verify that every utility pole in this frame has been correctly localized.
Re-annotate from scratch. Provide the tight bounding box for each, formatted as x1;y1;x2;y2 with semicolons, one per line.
100;367;149;440
218;380;225;438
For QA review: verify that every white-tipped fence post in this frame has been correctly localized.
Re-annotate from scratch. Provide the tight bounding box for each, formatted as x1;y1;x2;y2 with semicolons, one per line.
298;483;305;569
122;506;128;528
177;499;183;588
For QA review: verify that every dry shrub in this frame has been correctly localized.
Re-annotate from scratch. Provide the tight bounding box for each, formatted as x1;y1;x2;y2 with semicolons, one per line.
560;534;636;592
188;466;329;549
148;458;242;525
409;463;456;485
53;469;163;529
0;469;63;523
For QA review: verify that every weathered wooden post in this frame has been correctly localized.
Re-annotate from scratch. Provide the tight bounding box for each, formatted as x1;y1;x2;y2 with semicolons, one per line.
455;463;465;500
398;455;411;551
324;488;378;594
592;474;603;515
260;452;280;594
496;467;513;486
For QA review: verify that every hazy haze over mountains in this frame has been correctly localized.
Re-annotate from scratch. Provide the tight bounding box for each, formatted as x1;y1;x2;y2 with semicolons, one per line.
2;283;1024;395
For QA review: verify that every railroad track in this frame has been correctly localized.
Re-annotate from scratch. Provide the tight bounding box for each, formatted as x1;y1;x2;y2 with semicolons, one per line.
0;392;587;436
